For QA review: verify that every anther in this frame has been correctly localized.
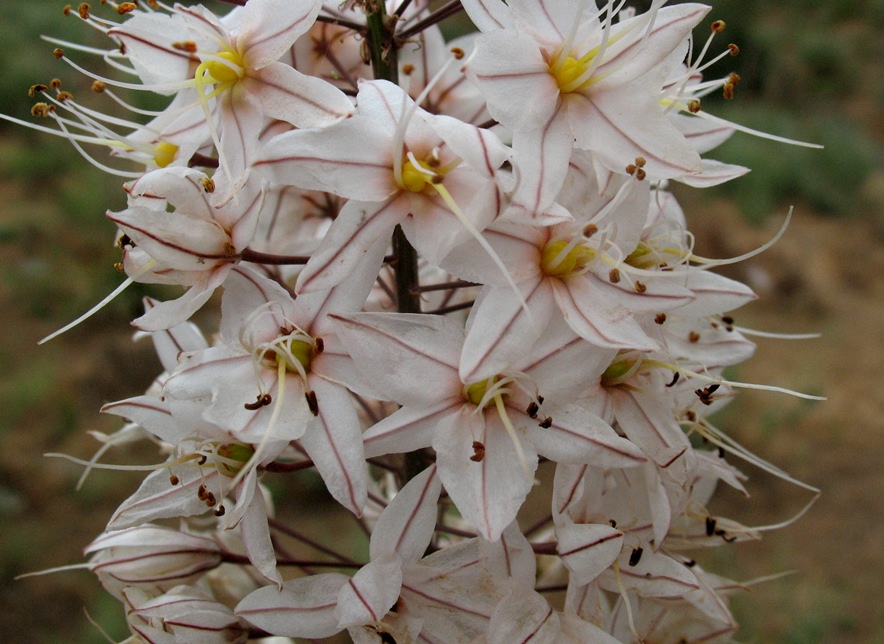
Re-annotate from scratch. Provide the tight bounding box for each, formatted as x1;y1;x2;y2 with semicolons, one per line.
688;99;701;113
625;164;636;175
728;43;740;56
635;157;646;168
113;262;124;271
197;484;208;501
539;417;552;429
609;519;617;528
665;372;680;388
57;91;74;102
306;390;319;416
470;441;485;462
685;410;697;422
402;63;415;75
172;41;198;53
201;177;215;193
695;384;720;405
711;20;726;33
63;4;72;16
53;48;64;60
314;337;324;354
116;2;137;14
583;223;598;237
214;505;226;517
728;73;741;86
205;492;216;506
609;268;621;283
685;559;696;567
450;47;465;60
705;516;716;536
30;103;54;118
91;80;106;93
634;280;647;293
688;331;700;343
244;393;272;410
628;547;643;566
78;3;90;19
654;313;666;325
635;168;646;181
118;234;133;248
169;474;179;485
50;78;63;91
28;84;48;97
723;83;735;100
526;401;540;418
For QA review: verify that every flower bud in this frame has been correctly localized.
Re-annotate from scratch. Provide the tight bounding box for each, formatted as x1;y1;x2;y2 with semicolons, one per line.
86;525;222;599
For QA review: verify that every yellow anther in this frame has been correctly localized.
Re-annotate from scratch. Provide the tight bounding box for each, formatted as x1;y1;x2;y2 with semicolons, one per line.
202;51;244;84
153;141;179;168
540;240;596;277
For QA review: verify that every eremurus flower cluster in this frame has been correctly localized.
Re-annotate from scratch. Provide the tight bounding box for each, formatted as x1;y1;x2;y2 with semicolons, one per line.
12;0;823;641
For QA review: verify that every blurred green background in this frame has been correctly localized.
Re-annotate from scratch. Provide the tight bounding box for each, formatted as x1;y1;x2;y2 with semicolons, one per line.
1;0;882;641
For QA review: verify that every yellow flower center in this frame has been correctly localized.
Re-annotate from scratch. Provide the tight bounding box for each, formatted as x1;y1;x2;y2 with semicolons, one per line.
552;56;590;92
276;338;314;373
464;376;505;407
540;240;596;278
400;158;438;193
215;443;255;477
201;50;244;84
153;141;179;168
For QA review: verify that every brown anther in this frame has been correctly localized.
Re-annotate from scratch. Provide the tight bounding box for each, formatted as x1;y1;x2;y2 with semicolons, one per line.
688;331;700;343
78;3;90;19
628;546;643;566
609;268;621;283
721;315;734;324
113;262;124;271
118;234;133;248
197;484;208;501
469;441;485;462
728;43;740;56
583;223;598;237
214;505;226;517
450;46;465;60
634;280;647;293
695;383;720;405
401;63;415;75
526;401;539;418
28;84;48;97
50;78;63;91
306;390;319;416
537;395;544;405
685;410;697;422
30;103;53;118
688;98;701;113
57;91;74;102
91;80;106;93
201;177;215;193
654;313;666;325
665;372;680;388
169;474;180;485
727;73;741;86
53;48;65;59
205;492;217;506
625;163;636;175
723;83;735;100
711;20;726;33
63;4;72;16
635;156;646;167
147;0;159;8
197;454;207;465
172;41;198;53
608;519;617;528
635;168;646;181
705;516;716;536
685;559;696;567
244;393;272;410
117;2;137;14
539;417;552;429
314;337;324;354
